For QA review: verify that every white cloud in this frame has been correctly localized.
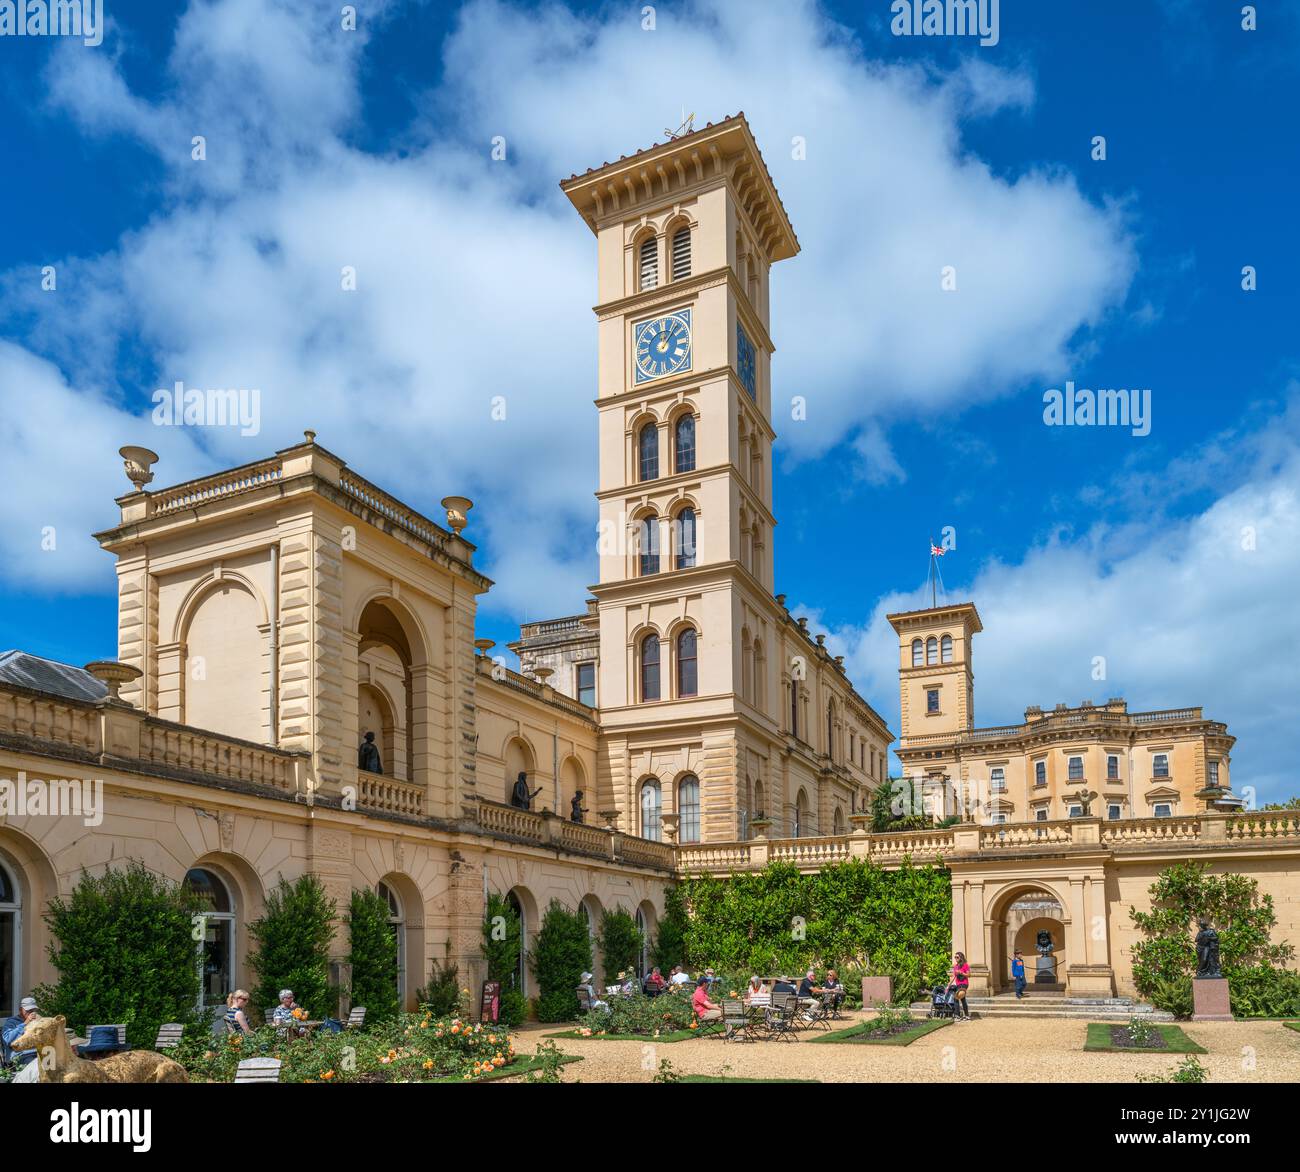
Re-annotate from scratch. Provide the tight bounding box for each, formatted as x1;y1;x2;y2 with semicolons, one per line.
0;0;1139;617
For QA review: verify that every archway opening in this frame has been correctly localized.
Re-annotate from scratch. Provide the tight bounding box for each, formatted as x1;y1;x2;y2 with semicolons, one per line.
0;855;19;1016
991;887;1067;992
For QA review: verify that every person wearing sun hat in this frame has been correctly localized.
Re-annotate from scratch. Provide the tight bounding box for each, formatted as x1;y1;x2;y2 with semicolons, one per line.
578;971;607;1012
76;1024;130;1059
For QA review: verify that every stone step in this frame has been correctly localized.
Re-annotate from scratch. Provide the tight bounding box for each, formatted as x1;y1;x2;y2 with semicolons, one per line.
907;999;1173;1021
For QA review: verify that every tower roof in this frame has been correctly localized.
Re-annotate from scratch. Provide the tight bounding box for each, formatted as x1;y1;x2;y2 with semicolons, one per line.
886;601;984;635
559;112;800;262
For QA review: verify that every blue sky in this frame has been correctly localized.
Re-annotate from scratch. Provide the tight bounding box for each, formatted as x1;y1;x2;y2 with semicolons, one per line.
0;0;1297;800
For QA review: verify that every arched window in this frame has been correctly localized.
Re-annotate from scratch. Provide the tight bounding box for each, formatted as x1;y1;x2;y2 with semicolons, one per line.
638;234;658;290
184;868;236;1012
638;515;660;576
753;641;766;709
941;634;953;664
640;778;662;841
676;627;698;697
926;636;938;665
833;807;845;835
911;638;923;667
678;775;701;842
378;880;405;1006
638;421;659;481
641;633;661;701
794;789;809;837
0;857;19;1018
674;414;695;473
671;225;691;281
826;702;835;761
790;681;799;737
673;507;697;569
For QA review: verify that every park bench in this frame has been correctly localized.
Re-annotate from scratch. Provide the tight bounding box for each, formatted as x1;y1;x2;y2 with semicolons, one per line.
154;1023;184;1050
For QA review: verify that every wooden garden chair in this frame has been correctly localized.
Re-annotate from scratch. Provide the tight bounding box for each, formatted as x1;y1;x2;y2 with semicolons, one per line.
762;994;798;1042
720;999;756;1043
234;1056;282;1084
154;1023;184;1050
345;1006;367;1030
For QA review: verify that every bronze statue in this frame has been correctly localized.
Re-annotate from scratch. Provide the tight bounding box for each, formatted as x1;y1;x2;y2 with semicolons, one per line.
570;790;587;824
1036;928;1053;954
1195;918;1222;979
358;731;383;774
510;771;541;811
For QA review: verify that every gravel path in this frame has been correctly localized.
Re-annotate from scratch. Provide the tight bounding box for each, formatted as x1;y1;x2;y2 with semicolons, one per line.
505;1011;1300;1083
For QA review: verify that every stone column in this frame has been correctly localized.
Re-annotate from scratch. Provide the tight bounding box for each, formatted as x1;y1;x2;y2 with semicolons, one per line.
447;846;488;1018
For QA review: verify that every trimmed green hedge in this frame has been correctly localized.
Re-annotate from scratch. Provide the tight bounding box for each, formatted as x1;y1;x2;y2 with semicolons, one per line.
531;899;593;1022
248;875;336;1020
347;888;400;1023
34;861;202;1047
670;859;951;1003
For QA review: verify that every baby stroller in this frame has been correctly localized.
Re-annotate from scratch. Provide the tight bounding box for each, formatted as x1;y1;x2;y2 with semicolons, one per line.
927;984;959;1020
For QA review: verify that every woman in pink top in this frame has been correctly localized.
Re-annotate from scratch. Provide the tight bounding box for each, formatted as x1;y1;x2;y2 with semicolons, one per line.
951;952;971;1020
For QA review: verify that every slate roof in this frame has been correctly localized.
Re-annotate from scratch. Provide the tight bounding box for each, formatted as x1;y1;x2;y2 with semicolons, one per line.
0;650;107;702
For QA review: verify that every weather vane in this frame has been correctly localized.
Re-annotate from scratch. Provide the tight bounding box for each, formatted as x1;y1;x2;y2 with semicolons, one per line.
664;109;695;140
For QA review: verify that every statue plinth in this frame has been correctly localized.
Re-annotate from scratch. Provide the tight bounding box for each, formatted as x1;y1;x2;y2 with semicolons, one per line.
1192;977;1232;1022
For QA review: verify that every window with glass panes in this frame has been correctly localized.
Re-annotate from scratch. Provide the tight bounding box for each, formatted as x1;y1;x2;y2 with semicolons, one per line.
577;662;596;707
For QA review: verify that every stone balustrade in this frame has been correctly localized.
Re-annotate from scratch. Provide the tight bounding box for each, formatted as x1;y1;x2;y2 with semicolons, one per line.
356;772;425;818
139;718;301;792
151;457;284;516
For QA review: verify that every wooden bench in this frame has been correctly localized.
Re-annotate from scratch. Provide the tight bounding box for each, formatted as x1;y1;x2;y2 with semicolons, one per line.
154;1023;184;1050
234;1057;282;1084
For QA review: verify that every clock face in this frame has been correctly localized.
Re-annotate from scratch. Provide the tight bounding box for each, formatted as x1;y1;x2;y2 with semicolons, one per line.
737;322;756;399
634;310;692;384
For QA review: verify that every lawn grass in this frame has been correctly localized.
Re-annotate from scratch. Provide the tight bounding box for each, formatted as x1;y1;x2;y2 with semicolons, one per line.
1083;1023;1207;1054
805;1017;950;1046
544;1028;700;1043
1283;1021;1300;1034
436;1053;584;1082
674;1075;821;1083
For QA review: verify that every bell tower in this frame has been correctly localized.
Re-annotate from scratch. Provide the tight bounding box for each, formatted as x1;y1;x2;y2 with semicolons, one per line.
561;115;800;839
887;603;983;741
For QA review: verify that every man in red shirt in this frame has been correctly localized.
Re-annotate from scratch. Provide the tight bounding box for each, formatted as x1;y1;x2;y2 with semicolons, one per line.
692;977;721;1024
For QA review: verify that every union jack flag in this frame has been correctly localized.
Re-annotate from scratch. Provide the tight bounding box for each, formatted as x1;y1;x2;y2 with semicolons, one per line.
930;543;946;557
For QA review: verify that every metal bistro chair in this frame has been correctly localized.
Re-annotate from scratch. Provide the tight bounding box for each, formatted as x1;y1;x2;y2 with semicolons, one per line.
799;993;835;1033
720;999;756;1043
575;986;592;1015
762;993;798;1042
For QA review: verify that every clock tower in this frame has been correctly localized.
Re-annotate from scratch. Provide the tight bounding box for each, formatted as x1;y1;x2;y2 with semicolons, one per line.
561;114;803;840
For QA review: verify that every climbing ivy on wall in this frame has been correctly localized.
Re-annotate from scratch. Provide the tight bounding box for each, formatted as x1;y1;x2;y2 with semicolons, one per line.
670;859;951;1002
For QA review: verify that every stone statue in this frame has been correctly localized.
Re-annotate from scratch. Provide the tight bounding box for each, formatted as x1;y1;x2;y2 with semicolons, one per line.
510;771;541;811
1195;918;1222;979
11;1016;187;1083
570;790;587;824
358;731;383;774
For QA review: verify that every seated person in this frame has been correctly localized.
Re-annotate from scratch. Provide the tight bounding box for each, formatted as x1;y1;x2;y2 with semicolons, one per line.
821;969;844;1009
772;974;798;998
578;971;607;1012
668;965;692;986
619;970;638;996
703;967;720;990
1;997;40;1068
743;975;766;1005
272;988;301;1026
225;989;253;1035
797;968;824;1012
692;977;722;1024
643;967;667;997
